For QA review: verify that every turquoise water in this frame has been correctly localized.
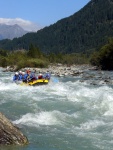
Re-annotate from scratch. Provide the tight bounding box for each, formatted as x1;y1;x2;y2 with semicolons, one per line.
1;68;113;150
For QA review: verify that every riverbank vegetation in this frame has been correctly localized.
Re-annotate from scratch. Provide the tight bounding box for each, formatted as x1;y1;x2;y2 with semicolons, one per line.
0;44;89;70
90;38;113;70
1;37;113;71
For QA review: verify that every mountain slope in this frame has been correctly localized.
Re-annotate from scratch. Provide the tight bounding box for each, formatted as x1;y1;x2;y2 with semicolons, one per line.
0;24;28;40
0;0;113;54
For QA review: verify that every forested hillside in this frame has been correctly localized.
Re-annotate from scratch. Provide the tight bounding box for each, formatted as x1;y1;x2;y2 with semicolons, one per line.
0;0;113;54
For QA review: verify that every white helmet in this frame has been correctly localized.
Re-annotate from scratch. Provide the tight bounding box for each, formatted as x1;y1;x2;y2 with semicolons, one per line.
15;72;18;75
19;71;22;74
22;72;25;75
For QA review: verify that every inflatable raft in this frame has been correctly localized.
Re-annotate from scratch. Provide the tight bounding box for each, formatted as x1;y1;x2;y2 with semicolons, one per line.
20;79;49;86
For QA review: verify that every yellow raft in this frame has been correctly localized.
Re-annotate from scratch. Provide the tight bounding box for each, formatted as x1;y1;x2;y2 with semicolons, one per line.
20;79;49;86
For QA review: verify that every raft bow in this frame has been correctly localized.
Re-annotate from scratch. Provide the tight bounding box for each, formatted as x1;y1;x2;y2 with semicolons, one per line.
20;79;49;86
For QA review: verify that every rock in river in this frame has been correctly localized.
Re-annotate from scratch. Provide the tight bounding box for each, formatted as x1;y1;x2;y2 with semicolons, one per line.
0;112;28;145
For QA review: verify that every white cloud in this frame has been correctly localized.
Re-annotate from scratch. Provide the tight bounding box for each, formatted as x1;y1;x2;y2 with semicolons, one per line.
0;18;43;31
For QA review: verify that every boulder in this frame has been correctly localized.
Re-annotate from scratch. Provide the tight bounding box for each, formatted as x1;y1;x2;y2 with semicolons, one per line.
0;112;28;145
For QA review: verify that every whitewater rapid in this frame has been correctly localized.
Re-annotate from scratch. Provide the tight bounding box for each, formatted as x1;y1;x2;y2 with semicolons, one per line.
1;68;113;150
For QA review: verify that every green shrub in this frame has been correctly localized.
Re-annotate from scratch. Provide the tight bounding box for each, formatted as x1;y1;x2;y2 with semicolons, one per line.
90;38;113;70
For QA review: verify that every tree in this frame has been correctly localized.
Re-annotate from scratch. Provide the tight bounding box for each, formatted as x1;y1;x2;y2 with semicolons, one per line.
27;44;43;58
90;38;113;70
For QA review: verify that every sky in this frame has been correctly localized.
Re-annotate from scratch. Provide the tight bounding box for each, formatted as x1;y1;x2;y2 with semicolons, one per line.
0;0;90;31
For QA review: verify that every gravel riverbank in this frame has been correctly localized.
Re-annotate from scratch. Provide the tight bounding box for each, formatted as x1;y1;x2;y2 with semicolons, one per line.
3;64;98;77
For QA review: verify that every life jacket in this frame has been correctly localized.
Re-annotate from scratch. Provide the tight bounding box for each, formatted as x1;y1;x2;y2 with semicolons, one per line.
18;74;23;81
13;75;19;81
38;75;43;79
30;72;37;80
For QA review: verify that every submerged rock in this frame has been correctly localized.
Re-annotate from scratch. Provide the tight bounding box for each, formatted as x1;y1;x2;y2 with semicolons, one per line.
0;112;28;145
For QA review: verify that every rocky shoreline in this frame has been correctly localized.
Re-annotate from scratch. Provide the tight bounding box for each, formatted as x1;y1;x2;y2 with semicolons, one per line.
3;64;98;77
0;112;28;145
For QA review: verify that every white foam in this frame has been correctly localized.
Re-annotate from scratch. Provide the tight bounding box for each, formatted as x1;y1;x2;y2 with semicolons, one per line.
103;94;113;116
13;110;79;127
76;120;105;131
13;111;61;127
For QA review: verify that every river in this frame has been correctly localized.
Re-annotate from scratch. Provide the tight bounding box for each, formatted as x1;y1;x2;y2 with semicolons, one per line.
1;67;113;150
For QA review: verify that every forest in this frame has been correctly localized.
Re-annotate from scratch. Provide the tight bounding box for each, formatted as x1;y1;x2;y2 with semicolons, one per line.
90;38;113;70
0;0;113;70
0;0;113;55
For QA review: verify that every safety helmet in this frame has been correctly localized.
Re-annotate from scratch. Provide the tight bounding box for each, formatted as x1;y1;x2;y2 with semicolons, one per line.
19;71;22;74
15;72;18;75
26;70;31;73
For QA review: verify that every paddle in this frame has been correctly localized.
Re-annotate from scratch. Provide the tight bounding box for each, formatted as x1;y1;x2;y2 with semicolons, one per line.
51;77;59;83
